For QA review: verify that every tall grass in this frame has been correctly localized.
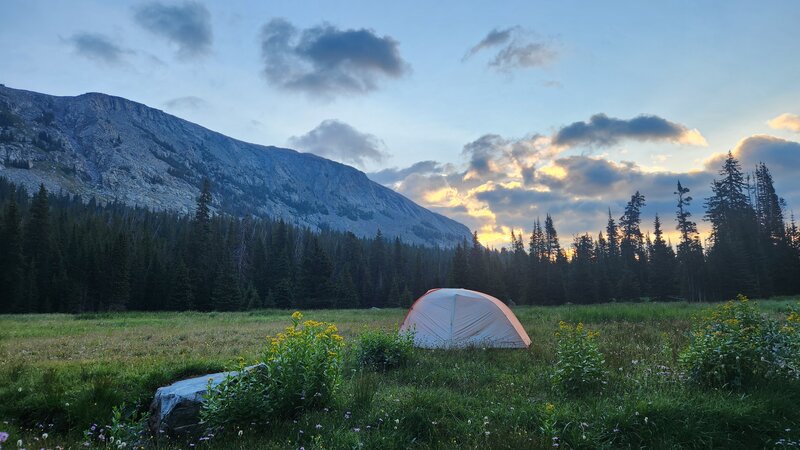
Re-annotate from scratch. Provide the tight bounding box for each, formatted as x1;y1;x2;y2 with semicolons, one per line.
1;299;799;448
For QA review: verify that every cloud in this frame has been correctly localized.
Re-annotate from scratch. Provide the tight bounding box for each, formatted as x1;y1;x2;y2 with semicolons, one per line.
163;95;208;110
133;1;212;59
259;18;409;98
368;161;446;185
552;113;708;148
705;135;800;185
461;133;558;183
464;26;557;72
768;113;800;132
288;120;390;169
463;27;515;59
66;32;129;65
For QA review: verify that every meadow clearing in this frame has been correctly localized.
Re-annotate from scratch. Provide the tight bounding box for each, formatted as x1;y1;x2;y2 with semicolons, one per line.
1;299;800;449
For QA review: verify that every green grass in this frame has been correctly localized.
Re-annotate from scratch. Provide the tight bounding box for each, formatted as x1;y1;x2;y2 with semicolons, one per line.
1;299;800;449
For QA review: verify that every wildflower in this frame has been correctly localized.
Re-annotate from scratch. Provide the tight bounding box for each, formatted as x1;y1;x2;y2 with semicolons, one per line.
545;403;555;413
484;431;491;436
315;424;322;430
18;439;24;447
238;430;243;437
353;428;361;432
0;432;8;443
42;433;48;440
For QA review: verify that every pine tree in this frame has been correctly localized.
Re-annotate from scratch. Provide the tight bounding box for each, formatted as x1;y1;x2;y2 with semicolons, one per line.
604;210;622;299
648;215;676;299
567;234;596;304
335;268;360;308
704;152;765;299
543;215;565;304
169;260;194;311
211;257;242;311
526;219;545;304
618;192;646;299
297;236;334;308
190;179;214;310
24;184;51;312
450;240;470;287
754;162;794;294
108;232;130;311
468;231;486;292
0;190;24;312
674;181;705;301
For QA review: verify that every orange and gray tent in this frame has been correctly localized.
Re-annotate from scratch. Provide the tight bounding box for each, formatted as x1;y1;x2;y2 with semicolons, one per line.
400;288;531;349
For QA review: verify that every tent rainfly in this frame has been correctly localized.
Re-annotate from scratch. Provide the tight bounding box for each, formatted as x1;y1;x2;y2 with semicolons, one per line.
399;288;531;349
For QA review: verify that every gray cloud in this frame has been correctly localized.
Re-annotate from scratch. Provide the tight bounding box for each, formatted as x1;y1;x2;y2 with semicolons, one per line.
706;135;800;201
163;95;208;110
461;133;555;184
553;113;707;148
463;27;515;60
538;155;713;202
464;26;557;72
133;1;212;59
289;120;390;169
260;18;409;98
66;32;129;65
368;160;445;185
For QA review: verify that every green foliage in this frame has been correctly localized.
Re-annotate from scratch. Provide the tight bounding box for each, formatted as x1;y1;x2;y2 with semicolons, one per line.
679;296;800;388
3;303;800;448
108;403;149;448
552;321;606;392
201;312;345;429
354;329;414;371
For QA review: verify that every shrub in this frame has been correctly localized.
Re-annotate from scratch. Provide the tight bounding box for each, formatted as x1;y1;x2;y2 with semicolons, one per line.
354;329;414;371
552;321;606;392
201;311;344;429
679;296;800;388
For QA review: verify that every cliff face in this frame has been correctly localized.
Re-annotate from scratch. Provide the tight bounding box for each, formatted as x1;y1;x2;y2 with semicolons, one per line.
0;85;471;246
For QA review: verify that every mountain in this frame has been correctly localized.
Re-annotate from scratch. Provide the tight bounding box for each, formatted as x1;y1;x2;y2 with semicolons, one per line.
0;85;471;246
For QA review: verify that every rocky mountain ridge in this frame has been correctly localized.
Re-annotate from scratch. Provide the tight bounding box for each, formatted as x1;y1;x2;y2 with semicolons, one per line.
0;85;471;246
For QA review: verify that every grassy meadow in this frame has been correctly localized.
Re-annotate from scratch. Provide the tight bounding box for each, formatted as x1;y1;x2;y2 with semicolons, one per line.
2;299;800;449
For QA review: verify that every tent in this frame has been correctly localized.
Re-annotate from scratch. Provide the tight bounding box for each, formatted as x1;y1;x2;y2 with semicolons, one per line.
400;288;531;349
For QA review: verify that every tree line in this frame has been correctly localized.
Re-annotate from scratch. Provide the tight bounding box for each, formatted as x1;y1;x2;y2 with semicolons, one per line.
453;152;800;304
1;152;799;313
0;178;452;313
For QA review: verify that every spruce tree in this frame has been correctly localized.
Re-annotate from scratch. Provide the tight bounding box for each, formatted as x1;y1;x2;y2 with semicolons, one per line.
468;231;486;292
297;236;334;308
108;232;131;311
618;192;646;299
648;215;676;299
0;191;24;312
169;260;194;311
674;181;705;301
567;234;596;304
211;257;242;311
704;152;765;298
24;184;51;312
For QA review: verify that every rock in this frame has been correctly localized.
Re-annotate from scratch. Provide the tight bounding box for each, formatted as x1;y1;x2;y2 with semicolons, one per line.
0;84;472;247
148;364;264;437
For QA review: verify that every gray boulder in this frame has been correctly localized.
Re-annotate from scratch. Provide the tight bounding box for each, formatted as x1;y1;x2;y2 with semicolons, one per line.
148;364;264;437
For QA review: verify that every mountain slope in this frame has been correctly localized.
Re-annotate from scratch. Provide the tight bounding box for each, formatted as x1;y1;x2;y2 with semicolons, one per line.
0;85;471;246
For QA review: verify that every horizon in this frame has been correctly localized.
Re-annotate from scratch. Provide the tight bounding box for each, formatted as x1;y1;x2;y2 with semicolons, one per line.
2;1;800;248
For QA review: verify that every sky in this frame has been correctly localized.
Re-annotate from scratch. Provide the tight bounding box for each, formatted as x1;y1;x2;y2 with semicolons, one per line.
2;0;800;247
